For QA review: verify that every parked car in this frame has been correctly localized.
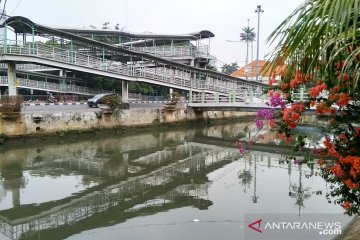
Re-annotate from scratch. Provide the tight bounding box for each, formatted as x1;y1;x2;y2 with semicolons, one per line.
87;93;116;108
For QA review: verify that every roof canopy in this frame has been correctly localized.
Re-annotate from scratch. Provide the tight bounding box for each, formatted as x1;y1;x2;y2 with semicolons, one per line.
1;16;37;34
2;16;214;40
57;28;215;40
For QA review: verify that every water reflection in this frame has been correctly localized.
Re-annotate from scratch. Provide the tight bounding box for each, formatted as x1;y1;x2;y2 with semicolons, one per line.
288;164;312;217
0;123;350;240
1;161;27;208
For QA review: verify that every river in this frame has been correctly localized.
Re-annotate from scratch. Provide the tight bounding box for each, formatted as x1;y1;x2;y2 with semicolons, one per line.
0;122;351;240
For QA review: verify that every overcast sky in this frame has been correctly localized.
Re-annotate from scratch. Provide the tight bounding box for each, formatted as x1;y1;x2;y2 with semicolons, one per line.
5;0;304;67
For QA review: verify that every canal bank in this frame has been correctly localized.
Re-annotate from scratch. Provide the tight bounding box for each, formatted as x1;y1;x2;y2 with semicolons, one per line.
0;108;256;137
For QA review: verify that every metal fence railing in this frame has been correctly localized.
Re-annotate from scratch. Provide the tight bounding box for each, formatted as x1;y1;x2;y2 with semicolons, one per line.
0;39;263;97
0;76;112;96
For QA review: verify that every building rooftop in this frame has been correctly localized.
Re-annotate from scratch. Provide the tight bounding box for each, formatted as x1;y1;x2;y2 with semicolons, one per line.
230;60;286;80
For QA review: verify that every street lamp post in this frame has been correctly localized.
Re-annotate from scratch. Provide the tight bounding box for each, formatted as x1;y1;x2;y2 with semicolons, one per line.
255;5;264;82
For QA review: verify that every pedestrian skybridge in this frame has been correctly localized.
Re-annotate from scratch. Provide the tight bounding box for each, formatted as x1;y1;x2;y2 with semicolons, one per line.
0;16;266;101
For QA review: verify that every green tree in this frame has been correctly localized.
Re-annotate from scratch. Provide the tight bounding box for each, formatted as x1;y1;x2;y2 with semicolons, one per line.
205;64;218;72
240;26;256;65
44;40;60;47
221;62;239;75
266;0;360;87
81;74;121;92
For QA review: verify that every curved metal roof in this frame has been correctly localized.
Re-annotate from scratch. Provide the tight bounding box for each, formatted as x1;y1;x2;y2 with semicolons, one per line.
56;28;215;40
2;16;214;40
1;16;37;33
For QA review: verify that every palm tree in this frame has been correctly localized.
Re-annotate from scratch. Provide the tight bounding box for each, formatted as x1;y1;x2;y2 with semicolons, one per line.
266;0;360;87
240;26;256;65
238;166;253;193
221;62;239;75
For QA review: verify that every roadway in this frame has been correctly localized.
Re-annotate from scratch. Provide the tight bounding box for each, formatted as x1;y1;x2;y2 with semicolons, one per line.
21;102;165;113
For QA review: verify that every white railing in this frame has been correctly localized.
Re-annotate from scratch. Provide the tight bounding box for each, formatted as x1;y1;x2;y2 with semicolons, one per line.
0;40;262;96
0;76;111;95
0;63;60;71
0;63;59;71
292;92;309;101
16;63;59;71
128;93;165;101
129;45;209;58
190;91;266;104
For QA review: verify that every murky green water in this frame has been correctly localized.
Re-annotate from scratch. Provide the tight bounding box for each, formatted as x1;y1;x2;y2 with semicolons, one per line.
0;122;350;240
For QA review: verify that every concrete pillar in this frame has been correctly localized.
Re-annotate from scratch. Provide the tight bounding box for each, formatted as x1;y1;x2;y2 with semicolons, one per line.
59;69;66;79
59;70;66;90
7;62;17;96
122;81;128;102
169;88;173;99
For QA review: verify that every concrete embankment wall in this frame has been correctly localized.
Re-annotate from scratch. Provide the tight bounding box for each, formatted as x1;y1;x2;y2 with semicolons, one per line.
0;108;255;136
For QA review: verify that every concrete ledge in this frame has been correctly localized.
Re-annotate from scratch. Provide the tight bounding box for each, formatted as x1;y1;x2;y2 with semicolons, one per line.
23;100;185;106
24;102;87;106
23;100;176;106
128;100;170;104
0;108;256;136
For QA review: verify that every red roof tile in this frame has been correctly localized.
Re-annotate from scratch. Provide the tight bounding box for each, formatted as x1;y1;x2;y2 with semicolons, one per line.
230;60;286;78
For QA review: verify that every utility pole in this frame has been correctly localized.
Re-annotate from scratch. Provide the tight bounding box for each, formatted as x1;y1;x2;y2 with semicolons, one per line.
255;5;264;82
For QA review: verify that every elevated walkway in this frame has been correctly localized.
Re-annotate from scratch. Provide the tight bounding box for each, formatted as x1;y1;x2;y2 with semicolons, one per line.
0;16;266;100
0;42;259;95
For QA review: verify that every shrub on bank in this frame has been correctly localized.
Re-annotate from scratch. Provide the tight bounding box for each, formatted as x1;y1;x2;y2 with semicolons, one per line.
0;96;23;113
102;95;123;115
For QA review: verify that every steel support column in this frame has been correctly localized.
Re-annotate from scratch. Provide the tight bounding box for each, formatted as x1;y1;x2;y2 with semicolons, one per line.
232;90;236;102
215;93;219;103
70;39;74;63
31;24;35;54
